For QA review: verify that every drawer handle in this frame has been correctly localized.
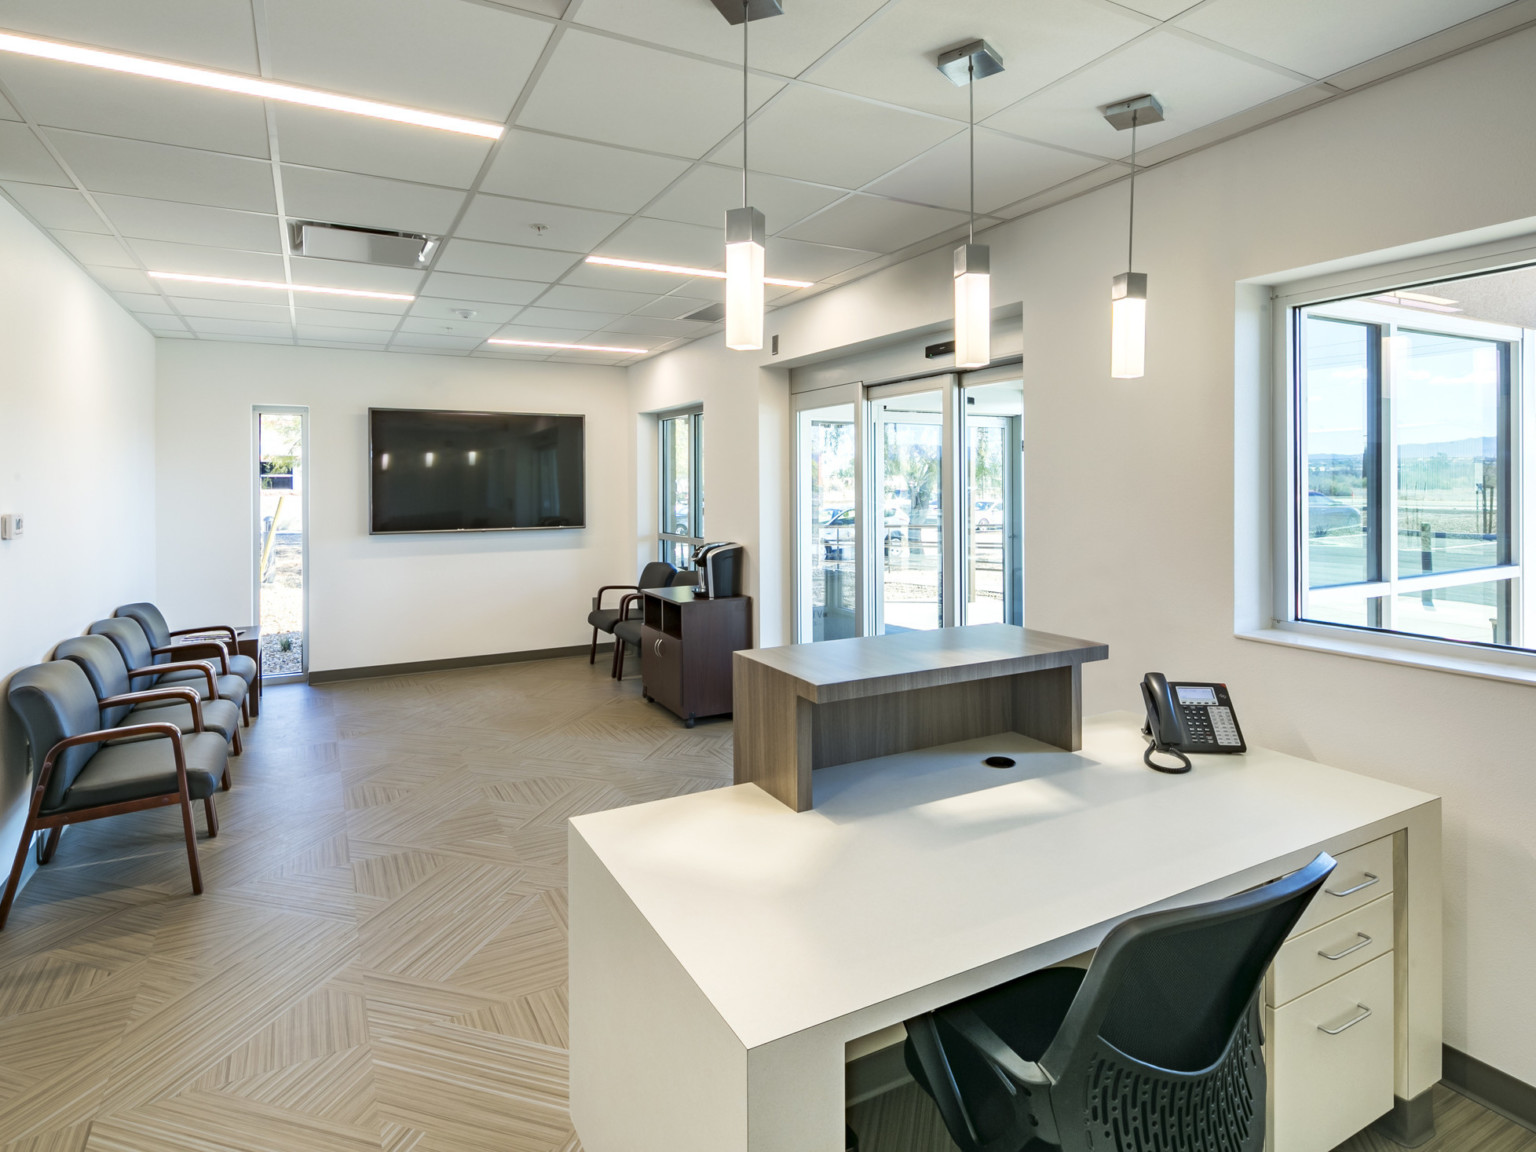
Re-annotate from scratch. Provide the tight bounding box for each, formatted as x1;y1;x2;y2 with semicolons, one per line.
1325;872;1379;898
1317;932;1373;961
654;639;663;656
1318;1004;1372;1035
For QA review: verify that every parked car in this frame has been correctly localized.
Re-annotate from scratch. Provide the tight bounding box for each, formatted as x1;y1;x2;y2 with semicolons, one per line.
973;499;1003;527
821;507;907;559
1308;491;1362;536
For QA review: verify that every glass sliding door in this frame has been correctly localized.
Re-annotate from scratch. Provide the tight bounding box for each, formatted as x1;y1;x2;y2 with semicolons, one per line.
254;407;308;678
962;375;1024;624
796;399;858;641
870;385;947;633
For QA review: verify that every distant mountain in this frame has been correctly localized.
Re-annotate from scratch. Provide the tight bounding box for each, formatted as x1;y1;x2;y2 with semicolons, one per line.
1397;437;1498;459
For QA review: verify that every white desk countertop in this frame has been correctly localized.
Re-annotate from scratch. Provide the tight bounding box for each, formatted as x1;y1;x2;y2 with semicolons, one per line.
570;712;1438;1051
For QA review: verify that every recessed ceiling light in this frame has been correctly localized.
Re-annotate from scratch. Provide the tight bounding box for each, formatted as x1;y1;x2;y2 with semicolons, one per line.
149;271;415;301
585;255;812;290
0;30;504;139
486;338;648;355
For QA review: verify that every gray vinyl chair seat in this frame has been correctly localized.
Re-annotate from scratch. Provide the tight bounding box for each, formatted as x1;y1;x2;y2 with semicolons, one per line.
128;697;242;744
586;606;623;633
59;732;227;813
116;602;258;691
612;618;644;647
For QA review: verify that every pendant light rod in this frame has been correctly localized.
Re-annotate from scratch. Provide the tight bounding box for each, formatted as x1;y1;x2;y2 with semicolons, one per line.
1127;111;1136;272
968;55;975;244
742;0;749;209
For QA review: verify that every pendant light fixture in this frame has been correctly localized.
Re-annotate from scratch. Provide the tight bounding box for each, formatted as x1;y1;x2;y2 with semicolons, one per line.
1104;94;1163;379
938;40;1004;370
723;0;775;352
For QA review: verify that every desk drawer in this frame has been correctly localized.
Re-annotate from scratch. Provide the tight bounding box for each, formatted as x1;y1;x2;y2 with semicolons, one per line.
1291;836;1393;937
1268;952;1393;1152
1269;894;1392;1007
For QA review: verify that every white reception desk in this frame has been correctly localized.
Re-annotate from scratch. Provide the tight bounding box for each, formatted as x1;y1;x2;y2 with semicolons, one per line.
569;713;1441;1152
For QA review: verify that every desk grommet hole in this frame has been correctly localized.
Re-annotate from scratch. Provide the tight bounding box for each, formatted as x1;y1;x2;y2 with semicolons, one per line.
984;756;1016;769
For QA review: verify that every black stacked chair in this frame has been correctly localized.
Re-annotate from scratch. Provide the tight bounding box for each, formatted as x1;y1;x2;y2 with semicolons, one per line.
589;561;675;666
902;853;1337;1152
612;568;699;681
115;602;258;702
57;634;244;758
2;661;229;930
89;617;249;724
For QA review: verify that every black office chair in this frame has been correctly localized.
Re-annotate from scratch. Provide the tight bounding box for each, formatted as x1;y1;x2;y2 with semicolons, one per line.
902;853;1337;1152
588;562;675;665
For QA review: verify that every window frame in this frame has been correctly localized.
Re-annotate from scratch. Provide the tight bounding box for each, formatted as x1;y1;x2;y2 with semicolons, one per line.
1269;244;1536;673
658;406;704;566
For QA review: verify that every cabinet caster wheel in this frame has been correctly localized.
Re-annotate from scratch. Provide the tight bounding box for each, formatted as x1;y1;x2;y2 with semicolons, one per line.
685;716;696;729
642;691;651;702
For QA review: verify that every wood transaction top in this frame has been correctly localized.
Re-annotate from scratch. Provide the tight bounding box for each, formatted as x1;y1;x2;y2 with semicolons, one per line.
736;624;1109;705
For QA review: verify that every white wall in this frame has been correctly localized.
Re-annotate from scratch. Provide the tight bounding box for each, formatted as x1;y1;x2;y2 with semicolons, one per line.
155;342;630;673
635;29;1536;1087
0;197;157;884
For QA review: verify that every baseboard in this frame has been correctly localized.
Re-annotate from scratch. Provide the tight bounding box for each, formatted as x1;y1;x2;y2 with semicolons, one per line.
1443;1044;1536;1134
308;643;612;684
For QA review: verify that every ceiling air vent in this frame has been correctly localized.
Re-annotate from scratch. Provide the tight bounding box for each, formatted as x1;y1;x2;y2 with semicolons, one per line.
290;221;437;268
683;303;726;323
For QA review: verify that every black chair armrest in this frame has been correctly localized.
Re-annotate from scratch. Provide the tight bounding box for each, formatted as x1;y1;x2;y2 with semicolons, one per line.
35;723;183;808
100;688;205;733
594;584;640;611
948;1007;1054;1088
170;625;239;642
131;659;218;697
155;642;229;674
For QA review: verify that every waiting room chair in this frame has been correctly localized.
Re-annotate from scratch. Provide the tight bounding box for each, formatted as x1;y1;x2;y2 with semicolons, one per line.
612;569;700;681
2;660;229;930
115;602;257;700
901;852;1337;1152
589;562;675;665
57;634;243;758
89;618;249;725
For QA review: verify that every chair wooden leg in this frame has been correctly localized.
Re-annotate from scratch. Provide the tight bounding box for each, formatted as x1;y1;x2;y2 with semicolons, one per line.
590;627;599;665
178;791;204;895
231;725;243;756
221;767;232;792
616;638;631;681
241;698;250;727
203;795;220;837
40;826;62;864
0;820;37;930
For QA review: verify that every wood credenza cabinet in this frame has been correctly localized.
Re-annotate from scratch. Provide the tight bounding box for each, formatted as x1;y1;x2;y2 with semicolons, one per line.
640;587;752;727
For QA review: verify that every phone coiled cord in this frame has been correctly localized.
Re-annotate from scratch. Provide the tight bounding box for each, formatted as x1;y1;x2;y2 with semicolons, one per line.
1143;740;1192;774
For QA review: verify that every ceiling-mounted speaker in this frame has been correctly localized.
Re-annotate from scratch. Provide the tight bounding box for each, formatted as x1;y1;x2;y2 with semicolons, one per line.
709;0;782;24
291;221;437;268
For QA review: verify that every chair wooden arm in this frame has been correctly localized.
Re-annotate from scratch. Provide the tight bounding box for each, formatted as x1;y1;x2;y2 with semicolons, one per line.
594;584;641;611
99;688;205;734
617;592;645;621
170;625;239;642
130;660;218;697
154;642;229;674
34;723;184;812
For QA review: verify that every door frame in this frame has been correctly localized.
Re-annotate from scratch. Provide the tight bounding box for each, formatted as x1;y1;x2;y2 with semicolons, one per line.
252;405;310;681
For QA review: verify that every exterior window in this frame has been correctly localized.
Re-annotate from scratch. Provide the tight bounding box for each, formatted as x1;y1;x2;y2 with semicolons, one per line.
1293;266;1524;650
659;409;704;569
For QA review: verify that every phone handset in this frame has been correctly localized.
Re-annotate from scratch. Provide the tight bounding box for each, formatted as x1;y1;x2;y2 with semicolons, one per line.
1141;672;1193;774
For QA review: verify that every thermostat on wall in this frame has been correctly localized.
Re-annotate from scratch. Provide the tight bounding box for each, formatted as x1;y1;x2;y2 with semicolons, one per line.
1;514;23;540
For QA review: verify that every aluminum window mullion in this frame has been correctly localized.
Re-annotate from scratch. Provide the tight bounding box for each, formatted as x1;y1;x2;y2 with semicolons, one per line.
1379;323;1399;630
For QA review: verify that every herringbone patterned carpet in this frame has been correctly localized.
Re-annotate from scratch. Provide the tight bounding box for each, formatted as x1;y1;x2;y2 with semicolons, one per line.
0;655;732;1151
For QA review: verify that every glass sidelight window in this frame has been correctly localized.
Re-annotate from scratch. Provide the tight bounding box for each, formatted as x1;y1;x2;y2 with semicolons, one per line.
963;376;1024;625
254;407;308;678
871;387;946;634
659;408;704;569
798;401;858;641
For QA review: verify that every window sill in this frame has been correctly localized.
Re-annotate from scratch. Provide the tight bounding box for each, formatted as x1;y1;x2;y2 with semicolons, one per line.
1236;626;1536;689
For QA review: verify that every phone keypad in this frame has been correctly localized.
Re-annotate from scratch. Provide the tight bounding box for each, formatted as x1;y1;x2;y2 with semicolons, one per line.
1179;704;1243;749
1209;706;1242;747
1180;706;1216;745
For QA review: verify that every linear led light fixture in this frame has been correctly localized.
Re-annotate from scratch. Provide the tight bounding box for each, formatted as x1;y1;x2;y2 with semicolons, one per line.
487;338;648;355
149;271;414;301
584;255;812;290
0;30;504;138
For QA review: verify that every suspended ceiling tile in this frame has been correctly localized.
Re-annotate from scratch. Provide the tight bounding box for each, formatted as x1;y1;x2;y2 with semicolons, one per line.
295;306;405;329
287;256;423;294
765;236;881;281
1175;0;1512;81
171;297;295;323
1;181;107;231
735;85;961;188
136;314;192;333
295;324;394;343
986;162;1124;220
279;166;466;235
51;228;136;267
982;30;1306;160
455;194;628;251
597;216;725;270
781;194;969;254
513;305;625;329
398;315;501;338
0;122;71;186
805;0;1154;120
185;316;295;337
482;0;569;16
420;270;549;305
516;30;783;158
0;92;20;120
535;283;663;313
492;323;609;343
390;331;482;351
272;106;493;189
45;128;276;210
1111;0;1203;17
644;163;846;231
559;259;706;295
434;238;581;282
1325;0;1536;88
93;193;281;252
84;265;155;293
480;130;691;214
632;294;714;319
300;336;392;349
285;290;411;315
0;0;260;71
599;315;715;338
1130;83;1334;167
0;57;271;157
130;237;285;280
407;297;524;325
262;0;550;121
864;128;1105;214
113;291;175;315
573;0;888;78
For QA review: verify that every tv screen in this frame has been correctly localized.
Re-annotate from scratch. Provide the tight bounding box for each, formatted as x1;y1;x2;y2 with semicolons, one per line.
369;408;586;534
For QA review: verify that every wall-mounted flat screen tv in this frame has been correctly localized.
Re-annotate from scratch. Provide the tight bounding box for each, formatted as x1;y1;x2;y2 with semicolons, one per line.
369;408;586;534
